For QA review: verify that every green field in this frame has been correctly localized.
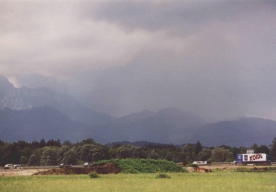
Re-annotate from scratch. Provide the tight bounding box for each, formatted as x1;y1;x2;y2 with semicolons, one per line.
1;172;276;192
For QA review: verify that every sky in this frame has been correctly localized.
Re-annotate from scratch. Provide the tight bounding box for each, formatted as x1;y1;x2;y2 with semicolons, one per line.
1;0;276;122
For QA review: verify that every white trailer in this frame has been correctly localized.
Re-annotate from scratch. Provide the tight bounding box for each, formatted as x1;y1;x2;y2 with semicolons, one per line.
236;153;271;165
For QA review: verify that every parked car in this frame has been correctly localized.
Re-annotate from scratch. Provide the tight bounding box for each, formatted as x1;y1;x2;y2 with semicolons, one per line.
4;164;13;169
231;161;237;165
13;164;22;169
84;162;92;167
59;163;71;168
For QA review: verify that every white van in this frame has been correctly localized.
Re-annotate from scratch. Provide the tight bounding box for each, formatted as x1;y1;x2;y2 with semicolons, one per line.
192;161;207;165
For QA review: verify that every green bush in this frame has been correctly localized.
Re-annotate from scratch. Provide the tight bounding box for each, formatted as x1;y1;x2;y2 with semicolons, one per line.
89;172;100;178
155;173;171;178
94;158;187;173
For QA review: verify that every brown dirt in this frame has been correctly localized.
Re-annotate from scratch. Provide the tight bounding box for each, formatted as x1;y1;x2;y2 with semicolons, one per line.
184;165;275;173
0;168;48;176
33;162;121;175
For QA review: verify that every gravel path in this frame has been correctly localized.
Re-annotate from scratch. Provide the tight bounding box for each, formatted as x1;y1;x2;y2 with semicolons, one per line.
0;168;50;176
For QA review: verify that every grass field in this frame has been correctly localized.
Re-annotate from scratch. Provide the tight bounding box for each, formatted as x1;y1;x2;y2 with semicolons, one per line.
1;172;276;192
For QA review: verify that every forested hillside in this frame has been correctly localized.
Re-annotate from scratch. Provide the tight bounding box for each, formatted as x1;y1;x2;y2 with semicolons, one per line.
1;137;276;166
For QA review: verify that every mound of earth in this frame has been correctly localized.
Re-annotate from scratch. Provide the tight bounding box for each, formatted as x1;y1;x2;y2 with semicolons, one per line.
33;162;121;175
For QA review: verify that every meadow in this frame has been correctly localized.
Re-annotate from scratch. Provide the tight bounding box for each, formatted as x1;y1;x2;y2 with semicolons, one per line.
1;172;276;192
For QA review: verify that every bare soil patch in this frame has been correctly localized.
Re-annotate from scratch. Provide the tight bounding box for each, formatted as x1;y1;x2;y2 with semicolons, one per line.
0;168;48;176
184;165;275;172
33;162;120;175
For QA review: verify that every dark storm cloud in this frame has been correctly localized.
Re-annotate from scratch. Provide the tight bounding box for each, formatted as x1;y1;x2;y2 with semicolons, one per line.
1;1;276;121
81;1;260;34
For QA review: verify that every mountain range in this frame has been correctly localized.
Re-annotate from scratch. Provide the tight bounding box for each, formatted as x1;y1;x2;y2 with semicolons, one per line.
0;75;276;147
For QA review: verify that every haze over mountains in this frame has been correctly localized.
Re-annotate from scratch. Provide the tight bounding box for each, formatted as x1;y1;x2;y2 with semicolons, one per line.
0;75;275;147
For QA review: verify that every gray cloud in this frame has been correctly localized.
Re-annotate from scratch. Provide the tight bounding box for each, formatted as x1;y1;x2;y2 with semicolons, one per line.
1;1;276;122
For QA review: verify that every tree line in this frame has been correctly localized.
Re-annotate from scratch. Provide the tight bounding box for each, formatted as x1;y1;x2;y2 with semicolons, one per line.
1;137;276;166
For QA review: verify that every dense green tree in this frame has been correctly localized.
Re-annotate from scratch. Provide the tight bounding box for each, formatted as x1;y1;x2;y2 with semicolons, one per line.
238;146;247;154
116;146;131;159
108;147;117;159
90;145;109;161
57;145;71;163
31;141;40;149
229;147;241;159
212;148;233;162
182;144;195;155
147;150;160;159
0;147;4;166
165;152;173;161
28;154;39;165
197;148;212;161
64;149;78;165
2;143;20;164
20;147;32;159
40;147;58;165
182;144;195;162
173;152;187;163
130;146;147;158
16;140;30;149
20;156;28;165
0;140;4;146
195;141;202;155
39;139;46;148
80;144;108;162
2;138;276;166
79;138;95;145
258;145;270;154
32;148;42;164
251;143;259;152
46;139;61;147
270;137;276;161
62;140;72;146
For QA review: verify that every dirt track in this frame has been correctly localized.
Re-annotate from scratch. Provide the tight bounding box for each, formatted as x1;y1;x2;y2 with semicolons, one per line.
0;162;120;176
0;168;49;176
0;165;274;176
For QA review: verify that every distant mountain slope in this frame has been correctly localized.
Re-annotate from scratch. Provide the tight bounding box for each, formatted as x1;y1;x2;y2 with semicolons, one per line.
118;109;157;123
0;75;14;105
2;76;276;147
0;76;114;125
188;118;276;147
0;106;90;142
95;108;207;144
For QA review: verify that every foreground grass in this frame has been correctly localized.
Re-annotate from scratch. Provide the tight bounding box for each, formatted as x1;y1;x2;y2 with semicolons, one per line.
1;172;276;192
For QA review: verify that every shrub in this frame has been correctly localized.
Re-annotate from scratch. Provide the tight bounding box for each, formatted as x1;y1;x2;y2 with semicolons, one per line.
89;172;100;178
155;173;171;178
94;159;186;173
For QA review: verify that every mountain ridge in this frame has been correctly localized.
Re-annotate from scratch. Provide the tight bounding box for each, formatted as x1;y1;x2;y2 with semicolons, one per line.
1;75;276;147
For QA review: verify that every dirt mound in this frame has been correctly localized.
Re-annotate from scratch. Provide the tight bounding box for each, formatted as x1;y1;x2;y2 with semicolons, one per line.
33;162;121;175
196;168;212;173
94;162;121;174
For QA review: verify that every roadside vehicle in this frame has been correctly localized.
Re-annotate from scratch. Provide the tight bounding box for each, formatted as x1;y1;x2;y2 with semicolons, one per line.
13;164;22;169
59;163;71;168
192;161;207;165
84;162;92;167
236;153;271;165
231;161;237;165
4;164;13;169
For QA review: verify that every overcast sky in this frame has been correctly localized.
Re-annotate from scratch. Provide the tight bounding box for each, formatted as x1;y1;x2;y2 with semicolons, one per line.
1;0;276;122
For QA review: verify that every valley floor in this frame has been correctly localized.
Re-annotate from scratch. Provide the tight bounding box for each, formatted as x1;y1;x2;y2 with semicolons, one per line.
1;172;276;192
